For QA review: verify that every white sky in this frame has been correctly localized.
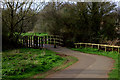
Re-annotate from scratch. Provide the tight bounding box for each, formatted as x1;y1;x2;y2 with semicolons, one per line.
1;0;120;9
2;0;120;2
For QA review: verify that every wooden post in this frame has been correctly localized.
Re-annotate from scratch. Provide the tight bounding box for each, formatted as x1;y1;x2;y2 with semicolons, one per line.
98;44;100;49
21;37;23;46
56;36;58;46
48;36;50;44
33;36;35;48
48;36;49;44
118;47;119;53
59;36;61;46
61;36;63;47
105;46;106;52
43;36;45;44
54;36;56;48
50;36;52;44
57;36;58;46
24;36;28;48
36;36;38;48
28;36;30;47
112;47;113;52
26;36;28;48
45;36;47;44
33;36;38;48
52;36;54;44
92;44;93;48
23;37;25;46
80;43;81;48
85;44;87;48
41;37;43;48
39;37;40;48
75;44;77;48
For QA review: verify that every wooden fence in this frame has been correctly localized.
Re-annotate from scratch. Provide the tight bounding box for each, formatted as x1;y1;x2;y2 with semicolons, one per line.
74;43;120;53
19;35;63;49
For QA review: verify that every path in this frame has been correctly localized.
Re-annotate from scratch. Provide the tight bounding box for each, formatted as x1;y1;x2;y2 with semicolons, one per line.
45;45;114;79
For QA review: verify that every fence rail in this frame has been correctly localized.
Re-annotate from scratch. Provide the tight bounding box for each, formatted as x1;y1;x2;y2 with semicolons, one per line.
74;43;120;53
19;35;63;49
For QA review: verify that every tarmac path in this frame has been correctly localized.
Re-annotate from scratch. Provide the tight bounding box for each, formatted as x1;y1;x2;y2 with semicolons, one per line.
45;45;114;79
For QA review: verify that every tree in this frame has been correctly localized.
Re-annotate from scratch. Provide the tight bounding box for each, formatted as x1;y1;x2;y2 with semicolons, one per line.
2;0;45;49
35;2;117;47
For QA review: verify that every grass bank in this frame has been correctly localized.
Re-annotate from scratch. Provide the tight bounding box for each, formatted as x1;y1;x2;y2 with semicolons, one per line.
32;55;78;78
71;47;119;79
2;48;78;79
2;48;66;79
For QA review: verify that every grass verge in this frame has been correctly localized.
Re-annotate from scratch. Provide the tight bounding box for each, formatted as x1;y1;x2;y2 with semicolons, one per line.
2;48;66;79
32;55;78;78
71;47;119;79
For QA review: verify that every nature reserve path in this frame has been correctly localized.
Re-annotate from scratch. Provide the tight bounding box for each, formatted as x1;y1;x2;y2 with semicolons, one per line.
45;45;114;79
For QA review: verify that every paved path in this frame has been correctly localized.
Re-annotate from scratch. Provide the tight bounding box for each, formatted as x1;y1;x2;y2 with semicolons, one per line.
45;45;114;78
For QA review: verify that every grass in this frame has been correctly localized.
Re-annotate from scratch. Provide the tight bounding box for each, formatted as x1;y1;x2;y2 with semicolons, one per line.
21;33;48;36
14;32;48;37
33;56;78;78
71;47;119;79
2;48;66;79
55;56;78;71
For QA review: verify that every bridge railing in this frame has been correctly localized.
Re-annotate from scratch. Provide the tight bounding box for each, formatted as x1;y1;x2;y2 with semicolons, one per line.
74;43;120;53
19;35;63;49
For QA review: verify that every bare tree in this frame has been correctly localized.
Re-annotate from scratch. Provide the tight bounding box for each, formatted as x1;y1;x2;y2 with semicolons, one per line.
2;0;45;44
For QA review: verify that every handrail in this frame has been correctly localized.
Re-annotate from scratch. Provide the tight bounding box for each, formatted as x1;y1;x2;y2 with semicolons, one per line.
74;42;120;53
74;43;120;48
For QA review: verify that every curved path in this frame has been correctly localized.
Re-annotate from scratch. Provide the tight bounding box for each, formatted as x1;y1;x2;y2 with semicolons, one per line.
45;45;114;78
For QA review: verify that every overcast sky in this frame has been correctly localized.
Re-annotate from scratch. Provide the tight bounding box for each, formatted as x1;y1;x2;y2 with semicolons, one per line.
2;0;120;2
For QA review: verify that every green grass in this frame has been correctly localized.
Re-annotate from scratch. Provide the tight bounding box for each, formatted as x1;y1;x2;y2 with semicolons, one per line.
71;47;119;79
14;32;48;37
34;56;78;78
55;56;78;71
21;33;48;36
2;48;66;79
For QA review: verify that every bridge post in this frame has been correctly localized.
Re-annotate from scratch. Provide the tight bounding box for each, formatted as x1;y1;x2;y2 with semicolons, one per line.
45;36;47;44
41;37;43;48
105;46;106;52
118;47;119;53
98;44;100;49
54;35;56;48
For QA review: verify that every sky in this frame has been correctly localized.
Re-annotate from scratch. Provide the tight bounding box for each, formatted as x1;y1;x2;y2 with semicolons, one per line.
1;0;120;9
1;0;120;2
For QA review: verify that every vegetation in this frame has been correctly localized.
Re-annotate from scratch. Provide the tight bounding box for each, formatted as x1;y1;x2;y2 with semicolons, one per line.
2;48;66;79
71;47;119;79
21;33;48;36
1;1;120;79
35;2;118;47
14;32;48;36
2;1;45;50
2;1;119;49
33;55;78;78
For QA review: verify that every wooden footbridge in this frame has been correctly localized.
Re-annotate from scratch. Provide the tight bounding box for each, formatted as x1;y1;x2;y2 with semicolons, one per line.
19;35;63;49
